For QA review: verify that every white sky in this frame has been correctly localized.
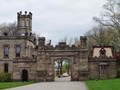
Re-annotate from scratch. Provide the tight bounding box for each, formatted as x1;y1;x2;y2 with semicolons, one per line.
0;0;107;45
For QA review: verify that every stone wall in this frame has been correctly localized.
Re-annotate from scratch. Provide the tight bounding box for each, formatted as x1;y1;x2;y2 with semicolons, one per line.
13;60;37;81
0;60;13;73
88;58;117;80
0;39;26;60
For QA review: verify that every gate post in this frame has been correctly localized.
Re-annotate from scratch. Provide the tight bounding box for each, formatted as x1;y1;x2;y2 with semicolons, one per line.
79;36;89;80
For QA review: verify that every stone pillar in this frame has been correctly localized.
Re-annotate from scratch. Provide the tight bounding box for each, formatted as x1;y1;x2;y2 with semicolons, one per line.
38;37;45;49
79;49;89;80
36;51;46;81
79;36;89;80
80;36;87;48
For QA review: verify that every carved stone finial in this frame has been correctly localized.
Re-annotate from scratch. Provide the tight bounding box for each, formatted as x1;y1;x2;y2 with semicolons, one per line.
20;11;22;15
25;11;27;14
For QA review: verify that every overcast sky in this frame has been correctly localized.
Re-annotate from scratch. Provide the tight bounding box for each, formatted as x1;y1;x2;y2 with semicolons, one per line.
0;0;107;45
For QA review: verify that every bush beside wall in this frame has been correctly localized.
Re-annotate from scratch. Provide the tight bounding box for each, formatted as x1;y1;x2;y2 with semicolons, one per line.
0;73;12;82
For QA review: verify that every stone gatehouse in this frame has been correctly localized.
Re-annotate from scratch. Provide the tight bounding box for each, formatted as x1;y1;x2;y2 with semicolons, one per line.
0;11;117;82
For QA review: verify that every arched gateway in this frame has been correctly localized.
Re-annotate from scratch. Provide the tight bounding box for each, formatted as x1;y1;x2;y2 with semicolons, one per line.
36;36;89;81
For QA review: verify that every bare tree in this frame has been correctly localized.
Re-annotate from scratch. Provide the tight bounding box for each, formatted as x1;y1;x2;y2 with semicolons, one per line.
0;22;17;36
73;37;80;46
92;0;120;51
60;36;81;47
59;36;68;42
93;0;120;32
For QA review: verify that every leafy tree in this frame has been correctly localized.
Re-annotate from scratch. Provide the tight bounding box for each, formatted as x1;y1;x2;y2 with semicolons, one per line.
85;25;118;51
86;0;120;51
61;61;70;74
65;62;70;74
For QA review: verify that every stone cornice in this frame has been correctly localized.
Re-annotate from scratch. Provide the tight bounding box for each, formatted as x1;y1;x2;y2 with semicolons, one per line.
0;36;36;44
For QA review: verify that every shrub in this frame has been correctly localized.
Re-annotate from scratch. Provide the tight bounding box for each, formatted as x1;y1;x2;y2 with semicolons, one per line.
117;71;120;78
117;68;120;78
0;73;12;82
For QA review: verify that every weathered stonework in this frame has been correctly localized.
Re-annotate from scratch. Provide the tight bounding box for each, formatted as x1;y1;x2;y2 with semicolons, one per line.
0;11;117;82
88;46;117;80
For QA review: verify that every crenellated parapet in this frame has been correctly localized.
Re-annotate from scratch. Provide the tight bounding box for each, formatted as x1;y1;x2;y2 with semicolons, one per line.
17;11;32;19
37;36;88;50
17;11;32;35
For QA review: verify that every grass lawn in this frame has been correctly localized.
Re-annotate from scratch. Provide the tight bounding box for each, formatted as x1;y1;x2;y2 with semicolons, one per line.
0;82;33;89
86;78;120;90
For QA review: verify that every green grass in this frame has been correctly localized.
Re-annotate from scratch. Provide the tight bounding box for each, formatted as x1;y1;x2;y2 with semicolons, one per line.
86;78;120;90
0;82;33;89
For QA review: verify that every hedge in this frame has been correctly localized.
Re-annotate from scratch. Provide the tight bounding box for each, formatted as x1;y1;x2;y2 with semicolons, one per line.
0;73;12;82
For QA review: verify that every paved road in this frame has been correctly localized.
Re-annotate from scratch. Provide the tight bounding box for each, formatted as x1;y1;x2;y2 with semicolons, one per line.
55;76;71;82
5;77;87;90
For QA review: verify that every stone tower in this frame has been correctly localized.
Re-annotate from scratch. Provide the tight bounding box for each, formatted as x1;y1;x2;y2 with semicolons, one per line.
80;36;87;48
17;11;32;35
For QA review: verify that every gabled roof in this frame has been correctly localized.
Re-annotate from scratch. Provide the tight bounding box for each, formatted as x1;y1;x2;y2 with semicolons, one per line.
92;46;113;58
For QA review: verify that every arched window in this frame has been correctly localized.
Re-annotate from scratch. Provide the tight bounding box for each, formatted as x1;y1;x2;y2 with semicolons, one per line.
4;63;8;73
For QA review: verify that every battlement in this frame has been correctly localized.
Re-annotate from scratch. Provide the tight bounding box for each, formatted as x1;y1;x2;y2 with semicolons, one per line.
58;42;66;46
80;36;87;40
38;37;45;41
80;36;87;48
17;11;32;19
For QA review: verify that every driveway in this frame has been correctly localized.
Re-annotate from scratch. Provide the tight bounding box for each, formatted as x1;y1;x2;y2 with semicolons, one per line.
5;77;87;90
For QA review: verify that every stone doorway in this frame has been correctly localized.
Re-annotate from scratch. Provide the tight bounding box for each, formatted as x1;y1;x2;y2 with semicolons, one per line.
99;64;108;79
22;69;28;82
54;58;71;82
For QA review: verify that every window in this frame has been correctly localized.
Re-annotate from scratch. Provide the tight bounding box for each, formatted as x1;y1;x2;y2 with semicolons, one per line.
26;20;29;26
100;65;107;74
21;20;25;26
4;63;8;73
81;72;87;76
16;46;21;58
4;46;9;58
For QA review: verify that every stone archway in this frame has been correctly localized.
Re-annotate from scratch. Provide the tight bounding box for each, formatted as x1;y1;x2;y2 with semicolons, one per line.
36;36;89;82
22;69;28;82
53;57;73;81
51;57;74;81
